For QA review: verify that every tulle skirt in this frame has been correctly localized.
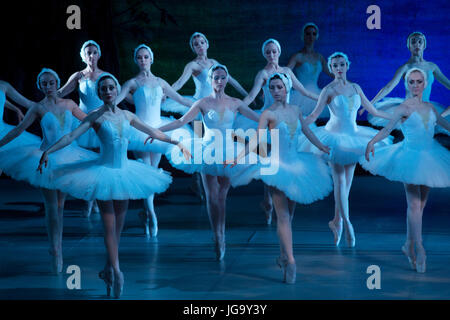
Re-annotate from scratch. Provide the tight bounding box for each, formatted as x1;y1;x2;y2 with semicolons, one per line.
50;159;172;201
0;142;97;190
359;140;450;188
298;125;393;165
231;149;333;204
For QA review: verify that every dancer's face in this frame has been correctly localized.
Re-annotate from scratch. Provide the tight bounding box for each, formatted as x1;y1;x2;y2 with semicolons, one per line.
136;48;152;70
192;36;208;55
211;68;228;91
407;71;425;96
98;78;118;104
269;78;287;102
39;73;58;96
304;26;318;44
330;56;348;78
84;45;100;65
264;42;280;64
409;35;425;55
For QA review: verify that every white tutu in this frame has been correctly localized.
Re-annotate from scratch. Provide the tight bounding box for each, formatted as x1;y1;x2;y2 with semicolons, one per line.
299;124;392;165
231;121;333;204
360;110;450;188
0;143;97;190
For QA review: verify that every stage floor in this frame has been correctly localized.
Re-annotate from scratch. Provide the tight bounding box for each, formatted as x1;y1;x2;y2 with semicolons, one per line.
0;174;449;300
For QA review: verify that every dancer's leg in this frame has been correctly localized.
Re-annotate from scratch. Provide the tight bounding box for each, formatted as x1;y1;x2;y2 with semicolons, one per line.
41;188;65;273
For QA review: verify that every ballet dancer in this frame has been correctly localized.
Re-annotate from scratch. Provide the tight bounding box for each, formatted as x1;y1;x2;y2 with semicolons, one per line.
58;40;107;217
113;44;193;237
38;72;191;298
299;52;392;247
225;73;333;284
0;68;98;274
149;64;259;260
362;67;450;273
235;38;319;225
287;22;334;118
161;32;250;201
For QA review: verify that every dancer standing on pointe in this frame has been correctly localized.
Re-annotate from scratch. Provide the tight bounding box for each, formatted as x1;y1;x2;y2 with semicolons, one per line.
361;68;450;273
298;52;393;247
359;32;450;134
113;44;193;237
161;32;250;201
225;73;333;284
0;68;98;274
234;38;319;225
287;22;334;119
149;64;260;261
38;72;191;298
58;40;106;217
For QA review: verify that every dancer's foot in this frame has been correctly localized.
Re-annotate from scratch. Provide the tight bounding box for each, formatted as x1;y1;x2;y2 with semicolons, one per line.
415;245;426;273
215;239;226;261
99;265;114;297
260;201;273;225
113;271;124;299
401;243;416;270
92;201;100;214
48;248;63;274
345;222;355;248
138;211;150;237
328;220;343;246
285;262;296;284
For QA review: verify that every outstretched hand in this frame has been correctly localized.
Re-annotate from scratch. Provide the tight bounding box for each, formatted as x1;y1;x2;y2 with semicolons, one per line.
177;143;192;161
320;145;331;155
144;136;154;145
358;107;366;116
37;152;49;174
365;143;375;162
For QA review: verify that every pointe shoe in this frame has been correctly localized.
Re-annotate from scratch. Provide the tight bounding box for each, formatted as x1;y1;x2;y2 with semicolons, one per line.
416;251;427;273
138;211;158;237
260;201;273;225
99;266;114;297
113;271;124;299
215;240;226;261
401;245;416;270
328;220;343;246
48;249;63;274
284;263;297;284
93;201;100;214
345;223;356;248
